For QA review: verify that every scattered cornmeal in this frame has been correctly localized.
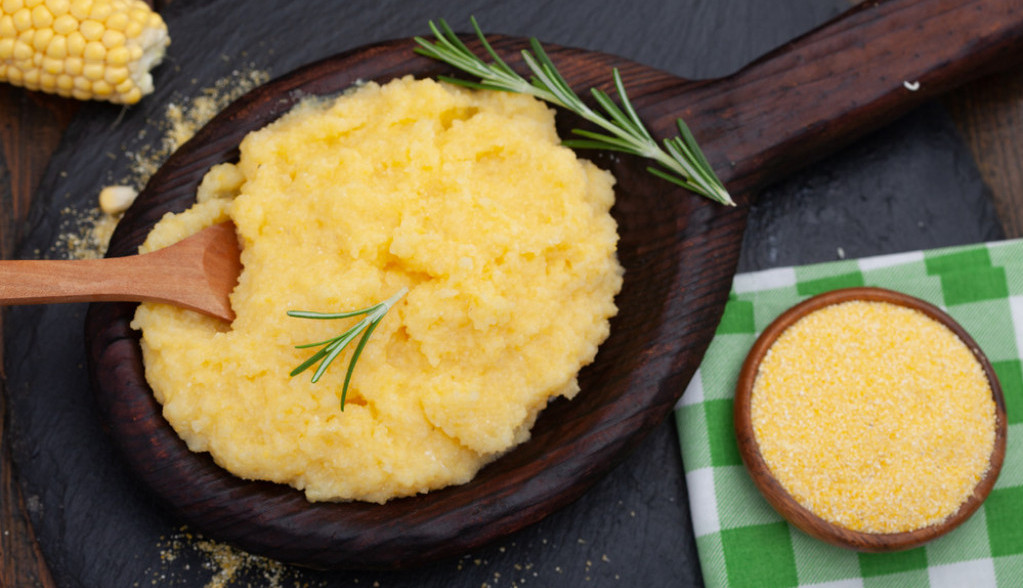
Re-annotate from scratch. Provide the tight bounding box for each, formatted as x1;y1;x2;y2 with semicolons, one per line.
750;300;996;534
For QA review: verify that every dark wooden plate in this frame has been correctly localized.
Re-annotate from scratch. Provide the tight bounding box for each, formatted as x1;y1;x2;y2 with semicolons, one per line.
83;0;1023;570
734;287;1008;551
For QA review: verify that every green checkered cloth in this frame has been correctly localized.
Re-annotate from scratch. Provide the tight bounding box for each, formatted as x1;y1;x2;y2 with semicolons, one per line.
675;238;1023;587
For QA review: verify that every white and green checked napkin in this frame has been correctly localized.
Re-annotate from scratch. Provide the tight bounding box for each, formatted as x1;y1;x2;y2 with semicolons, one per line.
675;239;1023;587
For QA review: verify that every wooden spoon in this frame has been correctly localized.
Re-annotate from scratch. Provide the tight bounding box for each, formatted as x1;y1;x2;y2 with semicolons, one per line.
0;222;240;321
84;0;1023;570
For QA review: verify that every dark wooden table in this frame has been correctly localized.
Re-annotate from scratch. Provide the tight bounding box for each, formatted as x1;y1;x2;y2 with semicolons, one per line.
3;2;1023;585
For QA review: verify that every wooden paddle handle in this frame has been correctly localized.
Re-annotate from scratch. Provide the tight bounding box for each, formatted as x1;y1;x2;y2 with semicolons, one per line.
655;0;1023;196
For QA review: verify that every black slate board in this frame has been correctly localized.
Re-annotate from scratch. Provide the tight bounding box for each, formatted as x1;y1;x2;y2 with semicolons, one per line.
2;0;1004;586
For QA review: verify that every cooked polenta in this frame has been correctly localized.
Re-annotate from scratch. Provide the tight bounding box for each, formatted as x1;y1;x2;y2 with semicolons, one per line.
131;76;624;503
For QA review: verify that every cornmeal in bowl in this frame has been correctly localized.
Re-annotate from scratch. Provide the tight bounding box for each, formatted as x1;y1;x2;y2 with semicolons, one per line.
751;300;997;533
131;76;624;503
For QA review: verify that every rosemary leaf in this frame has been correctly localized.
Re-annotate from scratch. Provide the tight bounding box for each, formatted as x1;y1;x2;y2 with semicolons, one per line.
413;17;734;206
288;287;408;411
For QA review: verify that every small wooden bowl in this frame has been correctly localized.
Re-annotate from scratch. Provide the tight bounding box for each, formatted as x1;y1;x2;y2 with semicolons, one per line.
734;287;1007;552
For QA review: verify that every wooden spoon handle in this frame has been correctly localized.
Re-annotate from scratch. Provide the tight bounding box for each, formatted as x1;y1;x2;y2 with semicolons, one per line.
651;0;1023;195
0;256;153;305
0;223;239;320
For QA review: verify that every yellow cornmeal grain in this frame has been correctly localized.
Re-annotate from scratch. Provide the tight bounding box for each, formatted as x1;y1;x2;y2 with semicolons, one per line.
751;300;996;534
130;76;624;503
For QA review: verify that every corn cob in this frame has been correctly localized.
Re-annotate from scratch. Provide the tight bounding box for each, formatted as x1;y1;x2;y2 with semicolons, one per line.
0;0;169;105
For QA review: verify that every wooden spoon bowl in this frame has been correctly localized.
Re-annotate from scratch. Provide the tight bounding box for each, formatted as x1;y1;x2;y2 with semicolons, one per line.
84;0;1023;569
734;287;1008;552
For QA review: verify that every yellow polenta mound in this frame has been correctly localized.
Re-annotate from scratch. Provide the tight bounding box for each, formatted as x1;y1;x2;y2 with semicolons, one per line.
131;77;624;503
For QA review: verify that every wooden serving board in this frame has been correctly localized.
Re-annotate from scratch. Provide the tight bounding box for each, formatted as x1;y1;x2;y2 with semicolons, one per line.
3;0;1014;585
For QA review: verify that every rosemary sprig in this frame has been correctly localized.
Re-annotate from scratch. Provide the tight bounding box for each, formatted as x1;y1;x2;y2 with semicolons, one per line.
413;17;734;206
288;287;408;410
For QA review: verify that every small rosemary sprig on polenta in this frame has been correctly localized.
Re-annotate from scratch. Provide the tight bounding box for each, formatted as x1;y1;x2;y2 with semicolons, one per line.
288;287;408;410
414;17;733;206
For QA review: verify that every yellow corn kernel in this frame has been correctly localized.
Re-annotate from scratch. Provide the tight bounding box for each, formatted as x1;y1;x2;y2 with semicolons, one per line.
81;59;101;79
37;69;54;88
11;38;30;60
62;54;80;74
82;38;103;60
87;0;109;21
68;0;88;21
112;73;129;92
90;78;111;95
99;27;121;49
118;83;137;103
103;43;125;64
122;16;137;37
65;30;84;55
52;13;76;34
104;9;124;30
102;63;124;84
20;65;36;85
98;185;137;214
11;8;31;31
45;0;70;15
1;0;168;104
29;26;50;50
43;33;64;58
0;15;15;36
78;17;101;40
29;3;50;27
41;55;62;73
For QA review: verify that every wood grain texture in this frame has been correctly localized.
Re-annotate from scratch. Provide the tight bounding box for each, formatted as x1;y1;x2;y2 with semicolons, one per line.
657;0;1023;194
946;69;1023;240
3;0;1023;581
0;221;240;320
734;287;1008;552
0;86;72;588
0;89;79;257
82;0;1023;570
0;4;158;584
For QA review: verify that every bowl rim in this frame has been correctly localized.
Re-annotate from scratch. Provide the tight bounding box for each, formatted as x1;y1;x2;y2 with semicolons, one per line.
733;286;1008;552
